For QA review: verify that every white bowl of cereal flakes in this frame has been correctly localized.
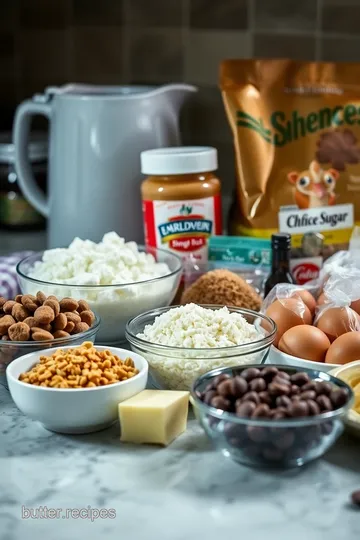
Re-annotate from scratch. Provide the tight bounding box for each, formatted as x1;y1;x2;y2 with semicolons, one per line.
6;342;148;434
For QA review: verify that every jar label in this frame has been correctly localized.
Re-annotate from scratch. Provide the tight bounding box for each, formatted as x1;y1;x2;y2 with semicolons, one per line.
143;195;222;264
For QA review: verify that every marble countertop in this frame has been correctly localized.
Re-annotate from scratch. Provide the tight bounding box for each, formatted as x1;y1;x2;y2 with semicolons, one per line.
1;384;360;540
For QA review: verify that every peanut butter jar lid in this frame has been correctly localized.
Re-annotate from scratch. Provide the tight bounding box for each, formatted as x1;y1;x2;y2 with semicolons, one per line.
141;146;218;175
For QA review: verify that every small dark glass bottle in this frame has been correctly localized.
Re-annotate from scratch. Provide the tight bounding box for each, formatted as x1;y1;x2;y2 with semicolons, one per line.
264;233;295;297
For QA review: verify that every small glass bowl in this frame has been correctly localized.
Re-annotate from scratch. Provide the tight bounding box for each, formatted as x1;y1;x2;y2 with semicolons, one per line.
125;305;276;391
0;314;100;378
16;247;182;344
190;364;353;469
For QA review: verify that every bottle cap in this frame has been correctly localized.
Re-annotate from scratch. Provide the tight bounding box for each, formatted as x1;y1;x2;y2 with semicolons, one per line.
271;233;291;249
141;146;218;175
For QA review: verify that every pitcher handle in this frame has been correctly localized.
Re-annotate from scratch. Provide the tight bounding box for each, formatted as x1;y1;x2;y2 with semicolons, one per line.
13;100;51;217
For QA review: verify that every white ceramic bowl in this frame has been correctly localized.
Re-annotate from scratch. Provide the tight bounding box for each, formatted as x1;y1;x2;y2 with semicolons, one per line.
330;361;360;438
6;345;148;434
268;345;339;373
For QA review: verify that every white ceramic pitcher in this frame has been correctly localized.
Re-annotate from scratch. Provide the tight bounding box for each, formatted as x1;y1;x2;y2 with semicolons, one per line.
13;84;196;248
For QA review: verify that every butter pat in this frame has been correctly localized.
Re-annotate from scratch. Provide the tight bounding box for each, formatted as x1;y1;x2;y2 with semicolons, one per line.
118;390;189;446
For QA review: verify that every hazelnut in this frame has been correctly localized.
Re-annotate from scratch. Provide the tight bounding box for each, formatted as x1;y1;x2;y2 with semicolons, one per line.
3;300;16;314
36;291;47;304
23;316;37;328
53;330;70;339
73;322;89;334
43;298;60;317
65;312;81;324
77;299;90;313
21;294;39;313
64;321;75;334
53;313;67;331
8;322;30;342
15;294;23;303
0;297;6;311
0;315;16;336
32;330;54;341
60;298;79;312
34;306;55;325
12;304;30;322
80;310;95;326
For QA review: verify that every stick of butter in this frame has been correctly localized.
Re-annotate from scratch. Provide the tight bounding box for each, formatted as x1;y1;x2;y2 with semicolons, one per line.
118;390;189;446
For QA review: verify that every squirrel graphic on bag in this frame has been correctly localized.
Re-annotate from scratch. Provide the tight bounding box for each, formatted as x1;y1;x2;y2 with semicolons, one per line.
288;160;339;209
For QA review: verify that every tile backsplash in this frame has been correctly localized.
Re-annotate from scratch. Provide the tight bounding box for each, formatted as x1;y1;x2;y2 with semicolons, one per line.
1;0;359;197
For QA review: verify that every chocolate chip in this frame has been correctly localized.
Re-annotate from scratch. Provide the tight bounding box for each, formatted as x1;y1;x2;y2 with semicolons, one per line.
290;372;310;386
247;426;268;443
277;371;291;381
258;391;272;406
249;377;266;392
231;376;248;397
272;375;291;386
241;391;261;405
219;376;249;399
217;379;235;398
300;390;317;401
236;401;256;418
307;399;321;416
289;400;309;417
223;423;247;445
302;381;316;392
261;366;278;381
241;367;261;382
251;404;270;418
315;381;332;396
268;381;291;396
316;395;333;412
262;447;283;461
210;396;231;411
273;430;295;450
213;374;231;387
204;390;217;405
276;395;292;408
330;388;348;408
351;490;360;507
272;410;287;420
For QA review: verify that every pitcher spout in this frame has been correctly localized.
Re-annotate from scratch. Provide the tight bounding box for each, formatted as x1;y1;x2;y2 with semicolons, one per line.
155;83;197;113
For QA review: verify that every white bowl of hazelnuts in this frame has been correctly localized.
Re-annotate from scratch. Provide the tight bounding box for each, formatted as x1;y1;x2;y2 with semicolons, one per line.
0;291;100;376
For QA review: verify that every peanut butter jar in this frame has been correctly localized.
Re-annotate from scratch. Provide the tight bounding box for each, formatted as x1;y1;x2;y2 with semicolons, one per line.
141;147;222;279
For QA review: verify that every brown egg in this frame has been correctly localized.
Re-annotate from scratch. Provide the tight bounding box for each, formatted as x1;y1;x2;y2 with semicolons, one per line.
265;298;312;347
278;325;330;362
316;307;360;343
325;332;360;365
293;289;317;314
317;293;328;306
351;299;360;315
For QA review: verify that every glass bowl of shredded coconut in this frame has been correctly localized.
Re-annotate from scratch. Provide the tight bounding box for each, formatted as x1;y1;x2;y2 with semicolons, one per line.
16;233;182;343
125;304;276;390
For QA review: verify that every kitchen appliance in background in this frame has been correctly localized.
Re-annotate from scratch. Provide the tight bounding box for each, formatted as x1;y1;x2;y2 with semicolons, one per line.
13;84;196;248
0;132;47;231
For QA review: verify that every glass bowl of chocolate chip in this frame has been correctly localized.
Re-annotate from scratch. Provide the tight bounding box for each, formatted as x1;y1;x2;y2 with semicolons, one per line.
190;364;353;469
